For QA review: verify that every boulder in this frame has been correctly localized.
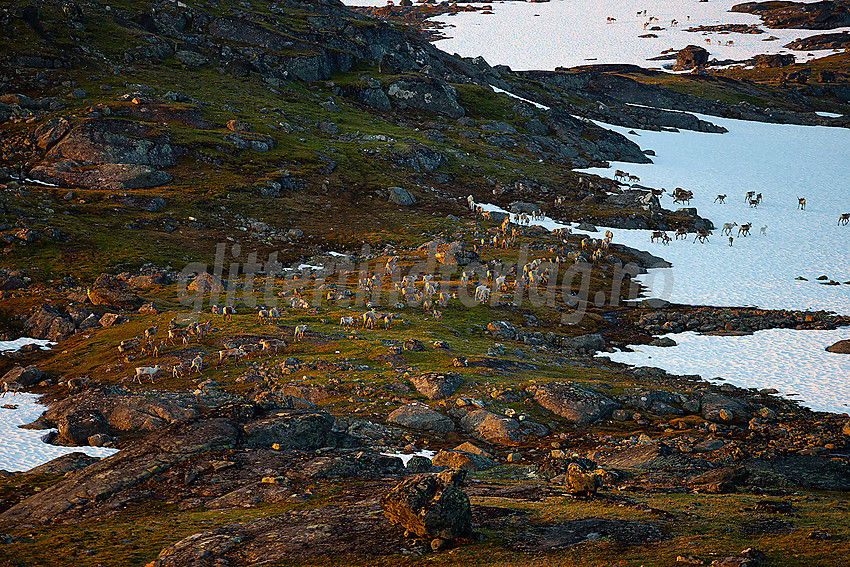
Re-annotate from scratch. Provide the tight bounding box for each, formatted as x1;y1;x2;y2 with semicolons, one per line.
605;189;661;212
538;455;606;495
58;409;109;445
381;469;473;541
403;338;425;352
388;186;416;206
626;389;683;415
386;77;464;118
30;162;172;190
44;117;180;168
99;313;124;328
33;116;71;150
410;372;462;400
242;410;335;449
434;241;479;267
174;50;209;67
431;448;496;471
87;273;142;309
188;271;226;293
453;408;530;445
357;88;392;111
487;321;516;340
25;304;76;341
560;333;606;353
752;53;795;68
701;392;751;423
1;365;44;388
532;382;619;425
387;403;455;434
826;339;850;354
676;45;709;69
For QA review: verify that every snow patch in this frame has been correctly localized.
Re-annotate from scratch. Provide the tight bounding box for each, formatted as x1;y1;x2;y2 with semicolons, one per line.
599;328;850;414
0;394;119;472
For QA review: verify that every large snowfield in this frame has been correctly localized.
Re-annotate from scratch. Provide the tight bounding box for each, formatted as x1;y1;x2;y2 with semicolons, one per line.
347;0;850;70
478;110;850;413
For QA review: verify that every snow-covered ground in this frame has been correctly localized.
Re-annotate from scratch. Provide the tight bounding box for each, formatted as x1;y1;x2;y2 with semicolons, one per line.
0;394;118;472
476;109;850;412
579;113;850;315
599;328;850;414
0;338;55;352
344;0;847;70
380;449;437;465
423;0;846;70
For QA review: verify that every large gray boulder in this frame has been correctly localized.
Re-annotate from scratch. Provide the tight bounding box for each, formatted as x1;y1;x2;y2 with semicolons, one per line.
410;372;462;400
387;403;455;434
532;382;619;425
388;186;417;206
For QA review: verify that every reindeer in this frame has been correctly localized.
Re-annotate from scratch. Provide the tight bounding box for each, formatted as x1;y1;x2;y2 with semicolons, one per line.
714;194;727;204
839;213;850;226
675;227;689;240
721;222;737;236
797;197;806;210
693;229;711;243
745;191;755;203
650;231;667;243
738;223;752;237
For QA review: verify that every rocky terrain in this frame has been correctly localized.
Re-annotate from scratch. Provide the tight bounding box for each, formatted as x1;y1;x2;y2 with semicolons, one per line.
0;0;849;566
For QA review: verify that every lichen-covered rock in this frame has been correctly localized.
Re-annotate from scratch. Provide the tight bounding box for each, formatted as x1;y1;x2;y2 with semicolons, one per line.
410;372;462;400
431;448;496;471
87;273;142;309
701;392;751;423
187;271;227;293
388;186;416;206
381;469;472;541
532;382;619;425
387;77;464;118
242;410;335;449
387;403;455;434
44;117;180;167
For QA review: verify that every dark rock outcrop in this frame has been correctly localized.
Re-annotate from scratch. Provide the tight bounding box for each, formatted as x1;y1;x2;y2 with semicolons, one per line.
1;365;45;388
44;118;179;167
387;76;465;118
676;45;709;69
381;469;473;541
0;403;338;526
